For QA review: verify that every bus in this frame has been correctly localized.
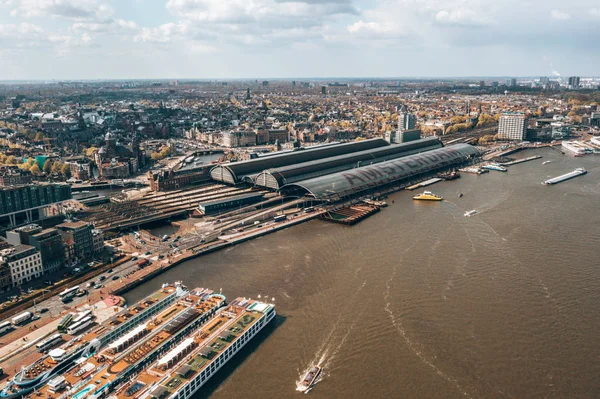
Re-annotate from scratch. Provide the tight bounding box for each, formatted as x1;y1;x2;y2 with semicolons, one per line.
72;310;92;324
0;321;13;335
36;333;63;352
57;314;74;333
59;286;79;301
273;214;287;222
303;207;315;213
67;316;93;335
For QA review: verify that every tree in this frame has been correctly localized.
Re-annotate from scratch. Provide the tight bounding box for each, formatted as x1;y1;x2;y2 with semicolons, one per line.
85;147;98;157
51;162;63;174
30;163;41;175
61;164;71;177
6;155;17;165
43;159;53;174
35;132;45;141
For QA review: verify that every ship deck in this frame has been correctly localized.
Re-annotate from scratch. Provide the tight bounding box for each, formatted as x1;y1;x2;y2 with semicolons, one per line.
36;289;224;399
115;298;273;399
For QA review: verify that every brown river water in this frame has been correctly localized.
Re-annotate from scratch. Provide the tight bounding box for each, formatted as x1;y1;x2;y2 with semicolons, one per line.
125;148;600;399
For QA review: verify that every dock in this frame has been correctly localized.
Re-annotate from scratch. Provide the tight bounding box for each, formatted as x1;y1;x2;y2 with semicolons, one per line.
542;168;587;185
320;205;380;225
499;155;542;166
406;178;442;191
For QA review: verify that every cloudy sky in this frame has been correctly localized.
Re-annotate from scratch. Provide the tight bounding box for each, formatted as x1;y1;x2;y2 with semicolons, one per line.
0;0;599;80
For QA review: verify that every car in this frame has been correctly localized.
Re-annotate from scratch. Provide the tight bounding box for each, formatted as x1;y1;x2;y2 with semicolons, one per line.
95;284;103;289
112;275;119;280
107;269;113;273
86;281;95;288
76;290;87;297
39;308;49;314
98;276;106;282
144;251;151;255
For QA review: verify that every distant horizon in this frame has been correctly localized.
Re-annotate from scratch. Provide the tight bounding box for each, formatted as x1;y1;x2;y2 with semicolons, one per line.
0;75;598;84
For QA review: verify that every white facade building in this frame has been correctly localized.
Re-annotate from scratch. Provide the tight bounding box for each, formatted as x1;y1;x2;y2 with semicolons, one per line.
0;245;43;287
498;113;528;141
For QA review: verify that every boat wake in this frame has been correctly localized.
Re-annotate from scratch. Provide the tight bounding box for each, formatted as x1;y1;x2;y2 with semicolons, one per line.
296;279;366;393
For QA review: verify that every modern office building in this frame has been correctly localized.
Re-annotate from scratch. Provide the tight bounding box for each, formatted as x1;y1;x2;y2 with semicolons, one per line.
0;183;72;226
0;245;43;287
398;108;416;131
498;112;528;140
568;76;580;89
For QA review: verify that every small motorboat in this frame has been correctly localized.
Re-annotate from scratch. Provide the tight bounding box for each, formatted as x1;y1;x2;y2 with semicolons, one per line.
298;365;322;393
464;210;478;217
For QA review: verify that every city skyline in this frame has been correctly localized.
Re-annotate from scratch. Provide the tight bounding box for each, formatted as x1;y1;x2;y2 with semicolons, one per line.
0;0;599;80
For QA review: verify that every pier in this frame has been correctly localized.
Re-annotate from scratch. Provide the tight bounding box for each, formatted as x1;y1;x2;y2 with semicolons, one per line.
406;178;443;191
499;155;543;166
320;205;380;225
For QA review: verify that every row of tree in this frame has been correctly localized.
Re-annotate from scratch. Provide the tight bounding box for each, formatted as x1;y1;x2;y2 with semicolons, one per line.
150;146;171;161
18;158;71;177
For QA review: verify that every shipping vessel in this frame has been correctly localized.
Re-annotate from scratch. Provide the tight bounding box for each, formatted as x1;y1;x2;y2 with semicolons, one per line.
542;168;587;185
0;282;274;399
413;191;443;201
298;365;322;393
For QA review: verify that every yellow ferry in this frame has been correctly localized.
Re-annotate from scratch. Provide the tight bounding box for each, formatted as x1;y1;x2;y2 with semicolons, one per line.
413;191;443;201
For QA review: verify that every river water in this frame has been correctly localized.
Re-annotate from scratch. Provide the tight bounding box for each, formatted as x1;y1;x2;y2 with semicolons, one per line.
124;148;600;399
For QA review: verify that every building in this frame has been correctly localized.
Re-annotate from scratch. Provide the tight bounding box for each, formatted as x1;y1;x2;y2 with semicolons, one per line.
197;192;265;215
65;159;92;180
222;130;256;148
0;183;72;227
506;78;517;88
56;221;95;263
568;76;580;89
0;166;33;187
94;132;144;178
398;107;416;131
92;229;104;254
0;245;43;287
29;228;65;274
498;112;528;140
149;165;212;191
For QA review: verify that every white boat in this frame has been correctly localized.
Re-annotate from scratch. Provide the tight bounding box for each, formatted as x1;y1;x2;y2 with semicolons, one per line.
542;160;551;165
297;365;322;393
464;210;478;217
481;163;507;172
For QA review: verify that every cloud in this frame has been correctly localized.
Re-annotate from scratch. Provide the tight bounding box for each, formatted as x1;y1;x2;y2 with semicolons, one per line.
434;8;489;26
550;10;570;20
3;0;113;21
134;22;189;43
590;8;600;18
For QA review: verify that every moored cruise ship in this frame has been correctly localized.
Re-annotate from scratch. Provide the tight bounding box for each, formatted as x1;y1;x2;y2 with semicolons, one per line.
0;282;189;399
1;283;275;399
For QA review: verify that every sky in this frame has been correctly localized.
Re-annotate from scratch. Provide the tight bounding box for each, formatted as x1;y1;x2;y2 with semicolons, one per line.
0;0;599;80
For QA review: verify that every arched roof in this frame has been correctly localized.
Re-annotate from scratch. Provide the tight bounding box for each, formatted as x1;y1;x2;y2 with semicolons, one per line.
210;138;388;184
254;137;442;190
280;144;480;201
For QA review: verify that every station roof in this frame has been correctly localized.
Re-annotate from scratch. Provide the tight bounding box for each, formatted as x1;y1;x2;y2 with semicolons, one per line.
210;138;388;184
198;192;264;208
280;144;480;201
254;137;442;190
